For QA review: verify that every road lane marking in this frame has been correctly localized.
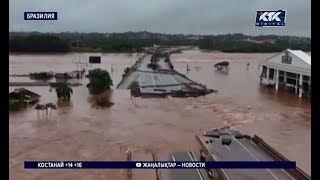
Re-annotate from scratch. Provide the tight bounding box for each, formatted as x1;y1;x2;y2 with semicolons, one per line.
225;129;279;180
157;73;168;92
170;153;176;161
247;140;295;180
224;145;231;151
151;74;157;88
188;152;205;180
170;75;182;90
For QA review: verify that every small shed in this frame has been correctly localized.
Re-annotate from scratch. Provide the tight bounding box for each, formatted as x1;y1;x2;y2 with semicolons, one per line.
9;88;41;103
259;49;311;98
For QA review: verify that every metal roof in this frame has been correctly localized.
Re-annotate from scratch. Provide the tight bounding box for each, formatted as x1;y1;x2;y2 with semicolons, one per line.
287;49;311;66
9;88;41;98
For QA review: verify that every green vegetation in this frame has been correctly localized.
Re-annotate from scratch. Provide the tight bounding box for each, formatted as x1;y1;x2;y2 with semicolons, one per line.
122;66;136;78
199;34;311;52
128;81;139;90
9;32;310;53
34;103;57;118
10;35;71;52
128;81;140;97
56;82;73;101
123;67;131;77
71;47;103;52
117;66;136;88
87;69;113;94
29;72;54;79
9;100;26;110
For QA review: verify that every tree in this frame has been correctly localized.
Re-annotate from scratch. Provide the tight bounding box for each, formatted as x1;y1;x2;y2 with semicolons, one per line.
136;46;144;54
45;103;57;116
9;35;71;52
56;82;73;101
34;104;45;119
86;69;113;94
9;99;25;111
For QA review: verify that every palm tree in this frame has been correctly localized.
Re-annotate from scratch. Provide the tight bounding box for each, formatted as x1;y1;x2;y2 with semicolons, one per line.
44;103;50;117
50;104;57;116
35;104;41;118
45;102;57;116
41;104;46;118
43;105;48;118
34;104;45;119
56;82;73;101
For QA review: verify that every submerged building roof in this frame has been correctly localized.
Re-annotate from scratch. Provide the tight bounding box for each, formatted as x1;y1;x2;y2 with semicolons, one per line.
287;49;311;66
260;49;311;76
9;88;41;100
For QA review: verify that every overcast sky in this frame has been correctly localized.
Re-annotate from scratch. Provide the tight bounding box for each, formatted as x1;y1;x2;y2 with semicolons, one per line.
9;0;311;37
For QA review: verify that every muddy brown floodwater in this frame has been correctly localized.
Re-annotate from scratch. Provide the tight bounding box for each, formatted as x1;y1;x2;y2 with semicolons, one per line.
9;50;311;180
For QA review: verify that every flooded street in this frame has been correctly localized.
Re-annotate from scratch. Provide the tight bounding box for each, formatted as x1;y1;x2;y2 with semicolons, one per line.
9;50;311;179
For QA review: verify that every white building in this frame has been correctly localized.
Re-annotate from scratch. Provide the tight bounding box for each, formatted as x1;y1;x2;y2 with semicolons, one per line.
259;49;311;98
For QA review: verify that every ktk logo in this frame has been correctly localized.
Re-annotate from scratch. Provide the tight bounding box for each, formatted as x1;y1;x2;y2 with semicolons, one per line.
255;10;286;27
259;12;281;21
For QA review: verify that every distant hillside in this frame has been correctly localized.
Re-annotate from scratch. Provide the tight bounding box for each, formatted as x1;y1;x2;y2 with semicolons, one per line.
9;31;311;53
198;34;310;52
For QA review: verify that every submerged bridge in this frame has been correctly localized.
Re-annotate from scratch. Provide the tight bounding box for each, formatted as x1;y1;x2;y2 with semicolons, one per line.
117;51;216;97
127;127;311;180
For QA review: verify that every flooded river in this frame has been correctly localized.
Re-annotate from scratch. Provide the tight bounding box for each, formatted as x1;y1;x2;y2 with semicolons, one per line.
9;50;311;179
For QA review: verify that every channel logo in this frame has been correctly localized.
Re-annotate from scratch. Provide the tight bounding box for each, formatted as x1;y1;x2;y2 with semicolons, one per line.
136;163;141;167
24;12;58;20
255;10;286;27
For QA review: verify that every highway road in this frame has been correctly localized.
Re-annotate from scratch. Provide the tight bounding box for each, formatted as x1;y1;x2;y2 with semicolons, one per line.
197;128;298;180
118;54;207;96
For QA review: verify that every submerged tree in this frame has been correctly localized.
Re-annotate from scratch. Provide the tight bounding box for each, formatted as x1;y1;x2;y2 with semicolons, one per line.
45;102;57;116
56;82;73;101
34;103;57;119
9;99;25;111
34;104;45;119
86;68;113;94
